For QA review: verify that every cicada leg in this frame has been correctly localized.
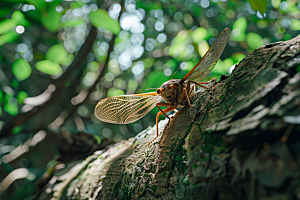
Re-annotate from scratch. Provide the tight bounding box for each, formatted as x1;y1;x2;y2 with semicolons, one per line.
181;82;196;107
148;103;176;146
189;78;219;90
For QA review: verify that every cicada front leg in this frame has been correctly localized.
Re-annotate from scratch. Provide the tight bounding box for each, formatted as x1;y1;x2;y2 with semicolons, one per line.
180;87;193;107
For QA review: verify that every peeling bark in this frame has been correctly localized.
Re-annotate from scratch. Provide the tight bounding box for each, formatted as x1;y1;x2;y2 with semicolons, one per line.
36;35;300;200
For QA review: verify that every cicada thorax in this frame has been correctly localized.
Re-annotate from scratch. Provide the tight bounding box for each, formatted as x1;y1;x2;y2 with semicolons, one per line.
157;79;195;107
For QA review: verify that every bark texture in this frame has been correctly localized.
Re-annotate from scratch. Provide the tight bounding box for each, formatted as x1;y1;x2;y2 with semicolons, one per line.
36;35;300;200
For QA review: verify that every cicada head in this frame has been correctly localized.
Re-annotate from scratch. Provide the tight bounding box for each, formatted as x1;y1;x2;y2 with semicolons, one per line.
157;79;183;106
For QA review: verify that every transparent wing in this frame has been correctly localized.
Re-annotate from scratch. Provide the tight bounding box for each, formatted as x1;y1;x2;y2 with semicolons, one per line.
94;92;162;124
182;28;231;82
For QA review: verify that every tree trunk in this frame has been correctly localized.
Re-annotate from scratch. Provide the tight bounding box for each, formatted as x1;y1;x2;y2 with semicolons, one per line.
35;34;300;200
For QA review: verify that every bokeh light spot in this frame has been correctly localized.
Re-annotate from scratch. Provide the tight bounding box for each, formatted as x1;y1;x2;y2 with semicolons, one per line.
155;21;164;31
201;0;210;8
16;26;25;34
145;38;156;51
157;33;167;43
164;68;172;76
174;12;183;21
180;62;188;70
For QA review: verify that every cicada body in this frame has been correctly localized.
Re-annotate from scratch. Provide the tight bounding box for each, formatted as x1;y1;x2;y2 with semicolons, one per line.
95;28;231;145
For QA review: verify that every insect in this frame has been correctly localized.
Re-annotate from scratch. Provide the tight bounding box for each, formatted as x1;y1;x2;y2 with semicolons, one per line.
95;28;231;145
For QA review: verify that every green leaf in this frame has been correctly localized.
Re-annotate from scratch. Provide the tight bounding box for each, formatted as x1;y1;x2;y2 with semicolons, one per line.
12;127;21;134
94;135;101;144
0;31;19;45
169;31;191;58
232;53;246;62
17;91;28;104
41;7;61;33
223;58;234;69
246;32;263;49
71;1;82;9
283;33;291;41
89;9;121;35
0;19;16;35
35;60;62;76
165;59;177;69
232;17;247;41
107;88;125;97
4;103;18;116
127;79;138;91
247;0;267;13
233;17;247;33
46;44;71;65
271;0;281;8
63;20;85;27
192;27;207;43
11;11;29;26
136;1;162;10
12;59;32;81
0;19;16;34
212;59;228;75
291;19;300;30
143;58;155;68
11;11;23;20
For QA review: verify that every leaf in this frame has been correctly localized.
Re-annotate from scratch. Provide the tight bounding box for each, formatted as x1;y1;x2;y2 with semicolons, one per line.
232;17;247;41
192;27;207;43
246;32;263;49
41;7;62;33
212;59;228;75
247;0;267;13
165;59;177;69
169;30;191;58
17;91;28;104
12;59;32;81
4;103;18;116
89;9;121;35
63;20;85;27
0;20;16;35
35;60;62;76
45;44;72;65
0;31;19;45
232;53;246;62
233;17;247;33
136;1;162;10
11;11;29;26
71;1;82;9
198;40;209;57
291;19;300;30
107;88;125;97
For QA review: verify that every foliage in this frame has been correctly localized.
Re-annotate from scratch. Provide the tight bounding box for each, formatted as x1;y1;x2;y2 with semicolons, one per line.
0;0;299;198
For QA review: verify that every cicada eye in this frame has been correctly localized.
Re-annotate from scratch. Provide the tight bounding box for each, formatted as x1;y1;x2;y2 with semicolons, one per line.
157;89;161;94
173;82;180;87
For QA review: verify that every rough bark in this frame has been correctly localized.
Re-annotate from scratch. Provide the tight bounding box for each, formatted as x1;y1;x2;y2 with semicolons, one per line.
35;34;300;200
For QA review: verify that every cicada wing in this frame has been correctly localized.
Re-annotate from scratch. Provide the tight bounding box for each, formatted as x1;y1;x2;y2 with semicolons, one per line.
94;92;162;124
182;28;231;83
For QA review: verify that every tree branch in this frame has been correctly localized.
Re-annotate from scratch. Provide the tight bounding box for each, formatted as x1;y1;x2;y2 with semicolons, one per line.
35;34;300;200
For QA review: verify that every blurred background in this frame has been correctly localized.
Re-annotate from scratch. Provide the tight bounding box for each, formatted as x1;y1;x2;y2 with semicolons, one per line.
0;0;300;199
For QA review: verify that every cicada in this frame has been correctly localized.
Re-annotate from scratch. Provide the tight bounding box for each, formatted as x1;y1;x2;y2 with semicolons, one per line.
95;28;231;145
